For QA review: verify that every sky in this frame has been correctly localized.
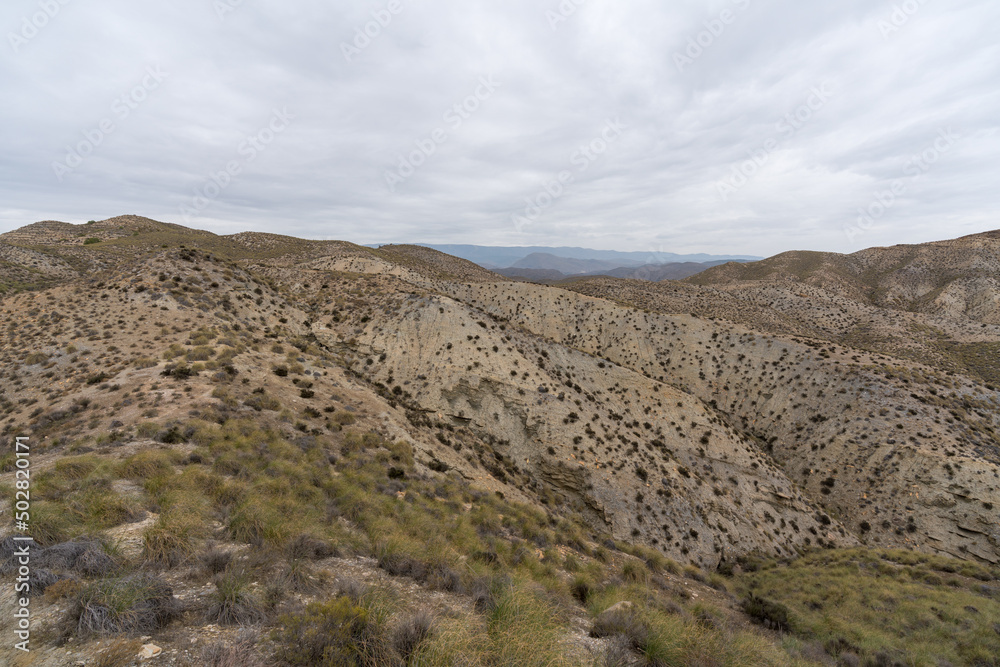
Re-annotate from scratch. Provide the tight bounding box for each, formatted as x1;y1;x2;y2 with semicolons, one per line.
1;0;998;257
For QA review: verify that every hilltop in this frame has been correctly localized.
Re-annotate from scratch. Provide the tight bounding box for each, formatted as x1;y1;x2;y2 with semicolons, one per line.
0;217;997;666
686;231;1000;324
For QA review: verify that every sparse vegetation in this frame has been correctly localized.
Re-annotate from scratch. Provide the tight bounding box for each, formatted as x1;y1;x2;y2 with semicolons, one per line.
734;548;1000;665
0;217;997;665
70;574;178;636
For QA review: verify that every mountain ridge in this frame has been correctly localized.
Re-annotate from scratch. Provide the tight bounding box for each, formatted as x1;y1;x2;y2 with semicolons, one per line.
372;243;762;268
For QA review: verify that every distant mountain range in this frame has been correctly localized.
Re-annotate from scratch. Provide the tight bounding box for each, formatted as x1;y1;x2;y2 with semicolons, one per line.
412;244;761;267
365;244;761;282
495;257;745;283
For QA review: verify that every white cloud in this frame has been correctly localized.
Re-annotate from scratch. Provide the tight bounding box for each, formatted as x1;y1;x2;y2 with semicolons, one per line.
1;0;997;256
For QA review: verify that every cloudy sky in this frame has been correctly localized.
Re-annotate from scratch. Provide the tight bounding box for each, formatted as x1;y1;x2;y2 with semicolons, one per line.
1;0;997;256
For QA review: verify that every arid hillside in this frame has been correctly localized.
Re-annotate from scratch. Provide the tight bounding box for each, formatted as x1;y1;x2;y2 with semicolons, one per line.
685;231;1000;324
1;217;998;666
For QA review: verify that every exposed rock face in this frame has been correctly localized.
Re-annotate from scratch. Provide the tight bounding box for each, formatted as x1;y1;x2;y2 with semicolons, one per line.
325;292;855;567
435;281;1000;564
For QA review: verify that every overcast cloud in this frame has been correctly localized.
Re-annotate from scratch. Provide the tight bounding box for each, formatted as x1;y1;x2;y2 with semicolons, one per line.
1;0;997;256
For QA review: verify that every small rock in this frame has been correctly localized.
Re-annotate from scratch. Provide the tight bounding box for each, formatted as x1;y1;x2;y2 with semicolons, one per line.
138;644;162;660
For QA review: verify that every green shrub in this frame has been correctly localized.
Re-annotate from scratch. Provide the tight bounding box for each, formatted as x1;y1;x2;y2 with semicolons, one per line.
392;609;435;663
155;425;188;444
25;352;50;365
142;511;204;567
736;548;1000;665
54;454;101;481
706;573;729;592
590;602;650;652
483;584;574;666
622;560;651;585
244;393;281;412
186;345;216;361
133;356;158;369
72;574;178;636
161;363;195;380
272;597;395;666
119;450;173;479
226;496;291;547
86;372;110;385
162;344;186;360
29;500;81;545
333;410;356;426
208;569;266;625
75;489;144;530
741;593;794;632
280;558;327;594
141;481;210;567
570;575;595;605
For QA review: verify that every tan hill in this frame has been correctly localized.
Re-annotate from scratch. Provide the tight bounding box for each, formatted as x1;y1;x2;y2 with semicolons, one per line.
565;273;1000;387
442;281;999;563
0;216;997;666
686;230;1000;325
